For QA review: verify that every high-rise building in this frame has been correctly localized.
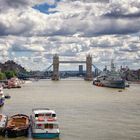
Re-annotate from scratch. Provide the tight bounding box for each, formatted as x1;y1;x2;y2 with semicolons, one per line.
79;65;83;74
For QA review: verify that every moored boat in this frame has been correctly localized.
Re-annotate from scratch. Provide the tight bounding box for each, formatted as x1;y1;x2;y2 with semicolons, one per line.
8;78;21;88
30;108;60;139
5;114;30;137
93;60;125;89
0;114;8;135
0;85;5;106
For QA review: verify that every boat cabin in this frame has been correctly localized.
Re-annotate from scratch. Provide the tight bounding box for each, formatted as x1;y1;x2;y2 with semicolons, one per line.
32;108;57;121
33;121;59;130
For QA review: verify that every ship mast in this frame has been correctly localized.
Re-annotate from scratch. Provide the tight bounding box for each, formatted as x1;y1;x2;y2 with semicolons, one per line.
111;59;115;71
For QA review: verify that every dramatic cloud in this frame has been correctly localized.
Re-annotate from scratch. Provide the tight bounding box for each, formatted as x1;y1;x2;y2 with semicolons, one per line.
0;0;140;70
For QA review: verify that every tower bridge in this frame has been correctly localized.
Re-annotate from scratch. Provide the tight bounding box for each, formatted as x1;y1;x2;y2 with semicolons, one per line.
51;54;93;81
18;54;101;80
59;61;86;63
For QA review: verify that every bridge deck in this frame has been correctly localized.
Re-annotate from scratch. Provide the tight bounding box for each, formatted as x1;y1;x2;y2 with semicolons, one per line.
59;61;86;64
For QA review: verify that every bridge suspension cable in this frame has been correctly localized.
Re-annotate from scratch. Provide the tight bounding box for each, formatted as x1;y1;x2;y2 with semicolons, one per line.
45;64;53;71
92;64;102;72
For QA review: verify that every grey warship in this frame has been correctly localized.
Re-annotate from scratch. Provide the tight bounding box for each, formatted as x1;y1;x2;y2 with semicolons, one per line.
93;60;125;89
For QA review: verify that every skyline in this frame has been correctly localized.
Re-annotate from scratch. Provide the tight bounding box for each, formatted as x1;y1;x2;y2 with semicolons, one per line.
0;0;140;71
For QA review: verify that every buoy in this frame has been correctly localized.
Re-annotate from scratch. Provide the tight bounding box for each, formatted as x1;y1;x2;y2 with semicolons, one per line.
118;90;122;92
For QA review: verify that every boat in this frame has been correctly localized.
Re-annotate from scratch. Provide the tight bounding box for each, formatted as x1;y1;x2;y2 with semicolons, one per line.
0;85;5;106
0;80;9;89
5;114;30;137
8;78;21;88
30;108;60;139
125;82;130;87
4;94;11;99
93;60;125;89
0;114;8;135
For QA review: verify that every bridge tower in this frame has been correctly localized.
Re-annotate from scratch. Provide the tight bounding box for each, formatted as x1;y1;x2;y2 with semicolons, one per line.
85;55;93;81
52;54;59;80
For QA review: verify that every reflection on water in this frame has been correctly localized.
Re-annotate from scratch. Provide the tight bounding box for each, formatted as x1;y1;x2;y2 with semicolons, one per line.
0;80;140;140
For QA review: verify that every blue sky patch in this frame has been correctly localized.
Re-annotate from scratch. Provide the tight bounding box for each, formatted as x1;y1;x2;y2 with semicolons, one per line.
33;1;59;14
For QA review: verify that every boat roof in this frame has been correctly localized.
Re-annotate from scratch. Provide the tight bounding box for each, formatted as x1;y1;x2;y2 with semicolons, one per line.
32;108;56;114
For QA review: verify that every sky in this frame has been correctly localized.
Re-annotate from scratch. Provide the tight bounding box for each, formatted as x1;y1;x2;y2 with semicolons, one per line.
0;0;140;71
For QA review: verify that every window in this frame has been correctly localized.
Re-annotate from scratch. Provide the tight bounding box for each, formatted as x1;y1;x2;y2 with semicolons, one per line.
45;124;48;129
38;114;44;117
49;124;53;129
45;113;51;117
53;124;58;129
44;124;54;129
36;124;44;129
52;114;56;117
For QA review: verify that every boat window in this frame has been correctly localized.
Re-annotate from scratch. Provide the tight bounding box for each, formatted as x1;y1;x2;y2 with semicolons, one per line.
38;114;44;116
49;124;53;129
45;113;51;117
44;124;53;129
52;114;56;117
45;124;49;128
53;124;58;129
36;124;44;129
35;114;38;118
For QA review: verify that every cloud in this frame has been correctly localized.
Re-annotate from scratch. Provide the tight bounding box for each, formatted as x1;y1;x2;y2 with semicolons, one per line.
104;0;140;18
12;44;45;52
0;0;140;70
63;0;110;3
1;0;140;37
119;42;140;52
0;0;53;11
0;0;33;12
0;34;140;70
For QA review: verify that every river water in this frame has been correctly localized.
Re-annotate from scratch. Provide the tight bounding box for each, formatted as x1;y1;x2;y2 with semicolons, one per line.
0;79;140;140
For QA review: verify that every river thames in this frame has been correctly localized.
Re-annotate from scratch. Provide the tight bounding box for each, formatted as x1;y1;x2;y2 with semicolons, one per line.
0;79;140;140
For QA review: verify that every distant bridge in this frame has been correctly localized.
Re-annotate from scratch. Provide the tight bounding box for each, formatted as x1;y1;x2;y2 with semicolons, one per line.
45;60;101;75
59;61;86;63
17;57;101;80
44;54;102;81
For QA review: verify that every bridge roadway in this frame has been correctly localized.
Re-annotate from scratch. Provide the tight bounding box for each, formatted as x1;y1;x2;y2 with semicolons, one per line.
59;61;86;64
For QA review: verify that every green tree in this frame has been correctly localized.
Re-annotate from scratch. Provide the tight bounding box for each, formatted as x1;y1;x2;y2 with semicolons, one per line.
13;70;17;76
0;72;6;80
5;71;15;79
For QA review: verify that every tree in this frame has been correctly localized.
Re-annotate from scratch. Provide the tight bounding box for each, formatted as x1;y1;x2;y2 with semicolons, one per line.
0;72;6;80
5;71;15;79
13;70;17;76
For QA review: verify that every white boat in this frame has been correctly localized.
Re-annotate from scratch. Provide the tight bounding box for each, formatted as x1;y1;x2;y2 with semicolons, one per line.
30;108;60;139
0;85;5;106
0;114;8;135
8;78;21;88
0;85;4;94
